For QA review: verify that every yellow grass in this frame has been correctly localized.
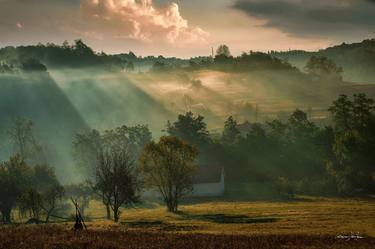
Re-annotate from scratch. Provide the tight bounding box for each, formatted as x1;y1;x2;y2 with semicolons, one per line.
83;197;375;237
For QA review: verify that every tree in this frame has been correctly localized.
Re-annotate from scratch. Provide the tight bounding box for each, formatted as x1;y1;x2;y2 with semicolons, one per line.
125;61;135;72
166;112;210;148
284;110;323;179
73;125;151;220
18;188;43;221
18;164;64;222
20;58;47;72
151;61;169;72
216;45;231;57
222;116;241;145
8;117;44;164
34;165;64;222
73;125;151;176
0;155;30;223
139;136;198;213
73;39;94;56
305;56;343;81
73;129;102;176
328;94;375;195
94;146;141;222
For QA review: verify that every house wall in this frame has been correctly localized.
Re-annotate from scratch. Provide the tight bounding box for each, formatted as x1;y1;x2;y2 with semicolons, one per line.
192;168;225;197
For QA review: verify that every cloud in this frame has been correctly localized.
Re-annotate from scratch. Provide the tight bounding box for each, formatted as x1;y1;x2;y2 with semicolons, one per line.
233;0;375;39
80;0;209;46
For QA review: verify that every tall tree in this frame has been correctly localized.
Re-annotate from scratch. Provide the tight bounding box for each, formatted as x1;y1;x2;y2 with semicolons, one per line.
95;146;140;222
140;136;198;213
166;112;210;148
222;116;241;145
216;45;231;57
328;94;375;195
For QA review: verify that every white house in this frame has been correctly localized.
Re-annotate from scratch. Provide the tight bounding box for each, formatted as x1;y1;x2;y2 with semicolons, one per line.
192;165;225;197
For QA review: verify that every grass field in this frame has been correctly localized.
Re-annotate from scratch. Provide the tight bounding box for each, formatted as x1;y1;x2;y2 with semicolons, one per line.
1;197;374;248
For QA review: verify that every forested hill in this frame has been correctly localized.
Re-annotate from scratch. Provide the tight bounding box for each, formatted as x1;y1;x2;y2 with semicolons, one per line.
271;39;375;83
0;40;125;70
0;40;189;72
1;39;374;82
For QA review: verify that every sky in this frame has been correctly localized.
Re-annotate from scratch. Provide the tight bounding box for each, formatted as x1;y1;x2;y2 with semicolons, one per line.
0;0;374;57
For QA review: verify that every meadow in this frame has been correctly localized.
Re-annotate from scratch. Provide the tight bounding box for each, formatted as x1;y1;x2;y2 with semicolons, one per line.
1;197;374;248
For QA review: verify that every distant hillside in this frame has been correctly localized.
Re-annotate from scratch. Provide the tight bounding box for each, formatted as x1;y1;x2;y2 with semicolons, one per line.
0;40;124;70
0;71;88;182
271;39;375;83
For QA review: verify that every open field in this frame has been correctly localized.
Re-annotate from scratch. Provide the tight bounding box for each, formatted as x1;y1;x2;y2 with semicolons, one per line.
85;197;375;236
2;197;374;248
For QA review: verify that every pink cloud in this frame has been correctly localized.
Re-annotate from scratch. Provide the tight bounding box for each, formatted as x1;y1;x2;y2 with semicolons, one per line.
80;0;209;46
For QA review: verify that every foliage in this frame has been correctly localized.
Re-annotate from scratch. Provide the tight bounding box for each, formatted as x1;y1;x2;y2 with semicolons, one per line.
139;136;198;212
18;164;64;222
272;38;375;82
73;125;151;177
0;40;124;70
328;94;375;195
166;112;210;148
20;58;47;72
222;116;241;145
0;155;31;223
305;56;343;81
216;45;232;57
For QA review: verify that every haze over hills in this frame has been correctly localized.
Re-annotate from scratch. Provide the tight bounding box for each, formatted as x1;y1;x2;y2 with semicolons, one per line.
0;38;375;182
0;71;88;182
271;39;375;83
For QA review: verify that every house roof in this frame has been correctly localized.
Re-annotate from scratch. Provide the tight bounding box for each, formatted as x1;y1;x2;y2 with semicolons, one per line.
194;164;223;184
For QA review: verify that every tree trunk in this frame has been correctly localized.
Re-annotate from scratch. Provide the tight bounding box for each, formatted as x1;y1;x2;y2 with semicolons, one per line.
45;211;51;223
113;207;119;222
105;204;111;220
167;200;177;213
1;209;11;223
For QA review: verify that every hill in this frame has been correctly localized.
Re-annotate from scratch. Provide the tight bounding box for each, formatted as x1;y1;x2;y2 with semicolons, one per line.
271;39;375;83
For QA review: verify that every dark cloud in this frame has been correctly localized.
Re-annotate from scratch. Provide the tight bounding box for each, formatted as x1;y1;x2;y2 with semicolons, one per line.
233;0;375;39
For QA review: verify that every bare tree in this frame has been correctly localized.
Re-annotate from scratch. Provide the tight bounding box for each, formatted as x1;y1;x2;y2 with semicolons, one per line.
139;136;198;213
94;147;141;222
74;125;150;220
7;117;44;163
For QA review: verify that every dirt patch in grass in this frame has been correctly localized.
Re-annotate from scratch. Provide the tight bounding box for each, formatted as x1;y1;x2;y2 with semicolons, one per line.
181;213;278;224
122;220;202;232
